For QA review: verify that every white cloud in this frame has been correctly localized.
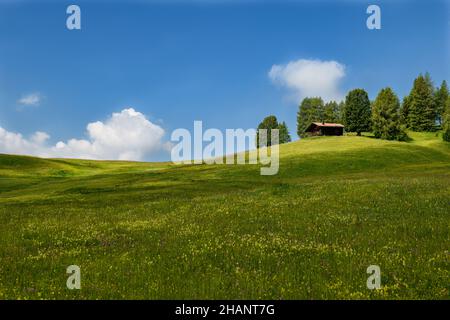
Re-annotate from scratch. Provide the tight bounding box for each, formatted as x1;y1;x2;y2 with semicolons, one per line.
18;92;42;106
0;128;50;156
0;108;166;161
269;58;346;102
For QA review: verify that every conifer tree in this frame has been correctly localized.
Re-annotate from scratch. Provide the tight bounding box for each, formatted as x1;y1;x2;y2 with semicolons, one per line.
297;97;324;137
338;101;345;123
443;97;450;142
408;74;437;131
435;80;449;127
277;121;292;144
323;101;341;123
371;87;407;141
400;95;411;127
343;89;371;136
256;116;291;146
256;115;278;147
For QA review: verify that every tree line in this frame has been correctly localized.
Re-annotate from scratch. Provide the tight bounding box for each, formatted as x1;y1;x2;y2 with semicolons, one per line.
257;73;450;145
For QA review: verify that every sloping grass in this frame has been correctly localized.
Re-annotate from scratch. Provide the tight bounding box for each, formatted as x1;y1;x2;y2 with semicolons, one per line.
0;133;449;299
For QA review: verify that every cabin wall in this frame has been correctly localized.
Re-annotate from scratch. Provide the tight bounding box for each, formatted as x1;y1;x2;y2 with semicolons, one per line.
322;127;343;136
306;125;343;136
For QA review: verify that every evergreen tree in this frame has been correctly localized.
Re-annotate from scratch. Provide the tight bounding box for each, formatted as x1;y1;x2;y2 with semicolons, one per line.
256;115;278;147
338;101;345;123
343;89;371;136
277;121;292;144
408;74;437;131
435;80;449;127
371;87;407;141
400;95;411;127
443;97;450;142
256;116;291;146
323;101;341;123
297;97;324;137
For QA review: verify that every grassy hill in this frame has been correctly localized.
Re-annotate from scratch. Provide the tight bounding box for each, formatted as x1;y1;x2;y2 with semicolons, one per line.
0;132;449;299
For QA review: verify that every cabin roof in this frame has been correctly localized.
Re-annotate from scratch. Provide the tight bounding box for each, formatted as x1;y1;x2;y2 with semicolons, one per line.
311;122;345;128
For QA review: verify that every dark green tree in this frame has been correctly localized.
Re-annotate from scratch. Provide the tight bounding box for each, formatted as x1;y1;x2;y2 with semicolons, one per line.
371;87;407;141
323;101;341;123
400;95;411;127
338;101;345;123
256;115;279;147
257;116;292;146
297;97;324;137
277;121;292;144
443;97;450;142
435;80;449;127
343;89;371;136
408;74;437;131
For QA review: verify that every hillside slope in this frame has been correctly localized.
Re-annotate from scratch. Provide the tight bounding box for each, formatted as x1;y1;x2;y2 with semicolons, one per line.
0;133;449;299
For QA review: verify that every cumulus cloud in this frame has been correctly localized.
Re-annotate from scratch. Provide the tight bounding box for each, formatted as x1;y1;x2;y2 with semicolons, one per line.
0;108;166;161
269;58;346;102
0;128;50;156
18;92;42;106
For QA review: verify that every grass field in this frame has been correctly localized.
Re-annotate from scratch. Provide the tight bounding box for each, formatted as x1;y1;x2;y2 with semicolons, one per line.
0;132;449;299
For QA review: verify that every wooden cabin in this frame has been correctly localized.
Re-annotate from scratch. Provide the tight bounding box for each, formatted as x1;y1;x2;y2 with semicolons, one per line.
305;122;344;136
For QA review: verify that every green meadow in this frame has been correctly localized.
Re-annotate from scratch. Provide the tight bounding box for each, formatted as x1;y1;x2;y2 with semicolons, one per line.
0;132;449;299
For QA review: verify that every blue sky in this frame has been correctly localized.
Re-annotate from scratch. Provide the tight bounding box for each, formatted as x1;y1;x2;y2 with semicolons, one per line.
0;0;449;161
